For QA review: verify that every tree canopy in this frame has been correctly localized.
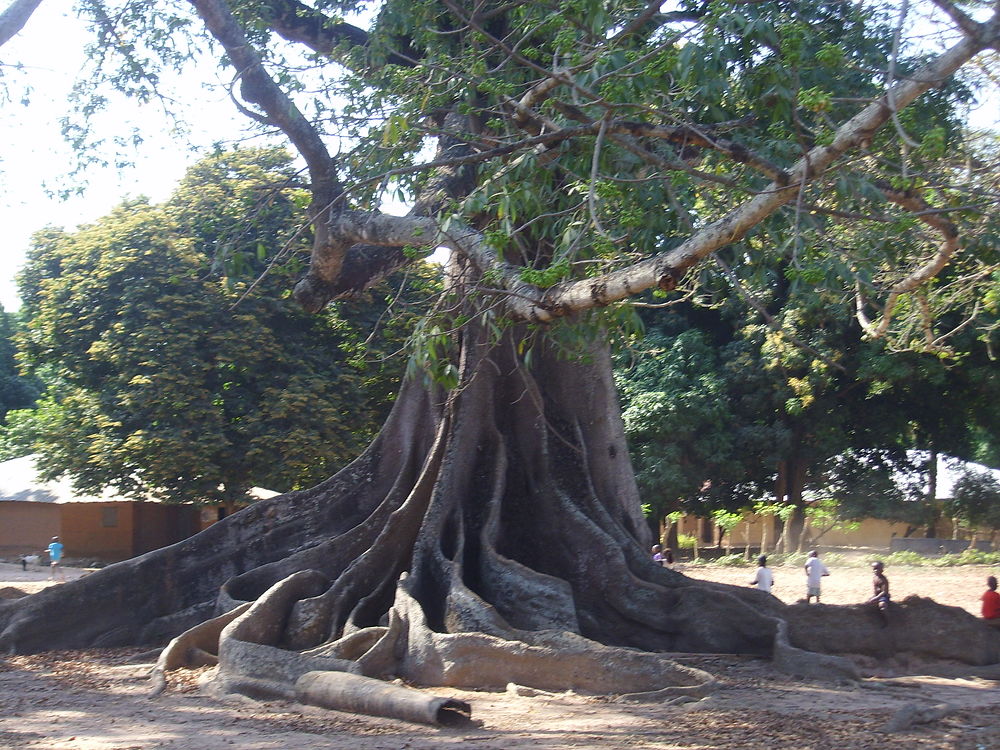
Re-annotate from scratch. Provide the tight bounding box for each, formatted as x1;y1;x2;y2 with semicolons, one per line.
616;259;1000;537
10;147;436;502
0;305;39;422
4;0;996;343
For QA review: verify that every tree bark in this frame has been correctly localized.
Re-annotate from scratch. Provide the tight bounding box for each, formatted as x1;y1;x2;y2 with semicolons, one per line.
2;302;995;707
0;0;42;47
0;302;795;693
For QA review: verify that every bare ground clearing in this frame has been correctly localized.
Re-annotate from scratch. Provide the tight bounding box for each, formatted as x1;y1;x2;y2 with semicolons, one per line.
1;562;999;750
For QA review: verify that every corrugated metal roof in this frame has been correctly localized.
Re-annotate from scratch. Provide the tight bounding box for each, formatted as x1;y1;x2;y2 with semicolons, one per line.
0;455;131;503
0;454;279;504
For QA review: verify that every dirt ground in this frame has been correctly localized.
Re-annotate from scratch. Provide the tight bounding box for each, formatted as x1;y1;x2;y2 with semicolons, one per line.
2;561;999;750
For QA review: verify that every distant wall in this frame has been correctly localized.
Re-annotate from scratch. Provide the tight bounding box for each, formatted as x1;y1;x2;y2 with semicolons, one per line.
132;502;201;555
812;518;916;548
3;500;210;563
672;512;948;551
61;502;201;561
61;502;137;561
0;501;60;554
890;537;993;555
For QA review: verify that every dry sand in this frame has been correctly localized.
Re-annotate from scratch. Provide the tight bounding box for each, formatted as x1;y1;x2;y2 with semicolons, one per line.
2;561;999;750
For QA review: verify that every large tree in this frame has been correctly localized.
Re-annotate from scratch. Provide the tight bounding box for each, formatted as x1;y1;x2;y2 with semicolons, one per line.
8;147;431;502
0;305;39;423
2;0;1000;711
617;266;1000;546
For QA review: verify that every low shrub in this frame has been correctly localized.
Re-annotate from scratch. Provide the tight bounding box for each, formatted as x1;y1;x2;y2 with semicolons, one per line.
676;534;698;550
929;549;1000;566
882;550;929;567
713;553;751;567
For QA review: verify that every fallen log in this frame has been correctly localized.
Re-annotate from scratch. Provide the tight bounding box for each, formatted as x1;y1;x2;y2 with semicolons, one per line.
295;670;472;726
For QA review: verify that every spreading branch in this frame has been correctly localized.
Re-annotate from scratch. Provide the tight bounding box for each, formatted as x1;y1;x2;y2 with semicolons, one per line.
854;185;961;342
0;0;42;46
188;0;347;281
536;27;995;318
286;19;995;323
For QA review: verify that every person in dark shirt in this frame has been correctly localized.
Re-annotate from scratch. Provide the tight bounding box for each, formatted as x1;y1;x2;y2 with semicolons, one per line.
868;561;890;627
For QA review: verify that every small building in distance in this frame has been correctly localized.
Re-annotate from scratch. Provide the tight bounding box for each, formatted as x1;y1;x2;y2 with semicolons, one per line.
669;453;1000;554
0;454;275;562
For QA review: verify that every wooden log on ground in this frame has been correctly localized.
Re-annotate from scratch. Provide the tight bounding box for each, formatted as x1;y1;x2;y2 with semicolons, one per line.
295;670;472;726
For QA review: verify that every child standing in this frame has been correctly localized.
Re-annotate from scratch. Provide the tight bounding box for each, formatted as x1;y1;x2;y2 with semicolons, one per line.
804;550;830;604
750;555;774;593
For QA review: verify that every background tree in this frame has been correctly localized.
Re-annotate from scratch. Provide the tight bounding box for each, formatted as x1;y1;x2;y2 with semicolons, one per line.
0;305;38;424
9;147;435;502
949;469;1000;548
618;241;1000;550
2;0;999;703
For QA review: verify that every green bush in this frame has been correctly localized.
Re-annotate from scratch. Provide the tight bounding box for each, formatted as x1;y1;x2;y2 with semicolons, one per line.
882;550;929;567
714;553;751;567
676;534;698;550
929;549;1000;566
878;548;1000;567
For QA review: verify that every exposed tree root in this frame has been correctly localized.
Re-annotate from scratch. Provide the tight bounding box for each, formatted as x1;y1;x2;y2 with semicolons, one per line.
772;620;859;682
3;324;999;726
149;601;251;696
881;702;955;733
783;597;1000;665
295;671;472;726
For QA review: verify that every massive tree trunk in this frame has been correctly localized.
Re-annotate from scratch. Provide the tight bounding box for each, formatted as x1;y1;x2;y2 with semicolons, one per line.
0;298;791;688
2;297;999;709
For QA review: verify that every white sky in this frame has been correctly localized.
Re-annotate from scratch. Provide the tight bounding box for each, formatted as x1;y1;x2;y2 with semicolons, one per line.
0;2;997;314
0;2;251;312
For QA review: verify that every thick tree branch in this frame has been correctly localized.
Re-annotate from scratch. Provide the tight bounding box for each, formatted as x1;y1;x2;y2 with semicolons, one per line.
0;0;42;46
295;112;491;313
187;0;347;283
257;0;416;67
187;0;338;198
316;209;547;320
855;186;960;341
536;27;995;319
931;0;982;39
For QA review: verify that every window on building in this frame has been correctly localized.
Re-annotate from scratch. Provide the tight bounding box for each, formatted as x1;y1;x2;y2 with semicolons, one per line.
101;507;119;528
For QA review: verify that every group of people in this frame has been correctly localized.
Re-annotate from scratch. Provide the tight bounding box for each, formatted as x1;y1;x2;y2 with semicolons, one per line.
749;550;834;603
653;544;999;628
750;552;891;624
751;553;1000;627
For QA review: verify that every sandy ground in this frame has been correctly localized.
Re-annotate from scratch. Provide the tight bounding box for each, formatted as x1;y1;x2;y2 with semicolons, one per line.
2;561;999;750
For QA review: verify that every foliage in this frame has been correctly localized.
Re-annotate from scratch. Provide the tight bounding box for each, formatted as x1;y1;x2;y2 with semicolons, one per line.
803;498;860;541
948;468;1000;535
675;533;698;550
709;553;751;568
618;259;1000;530
0;306;39;424
684;549;1000;567
616;318;785;518
820;449;931;527
9;148;435;502
679;551;850;568
882;549;1000;567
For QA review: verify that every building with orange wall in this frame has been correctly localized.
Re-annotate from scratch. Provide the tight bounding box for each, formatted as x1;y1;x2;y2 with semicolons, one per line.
0;455;270;562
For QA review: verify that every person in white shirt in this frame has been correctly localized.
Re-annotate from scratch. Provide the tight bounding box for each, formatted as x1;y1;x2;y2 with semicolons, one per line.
749;555;773;593
804;549;830;603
